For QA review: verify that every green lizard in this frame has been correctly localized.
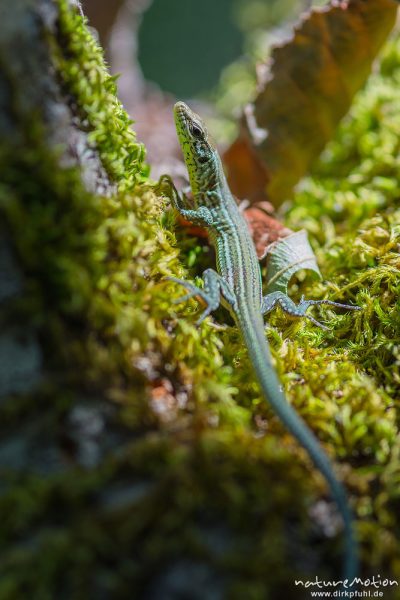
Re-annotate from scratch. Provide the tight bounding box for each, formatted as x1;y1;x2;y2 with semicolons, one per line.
162;101;360;581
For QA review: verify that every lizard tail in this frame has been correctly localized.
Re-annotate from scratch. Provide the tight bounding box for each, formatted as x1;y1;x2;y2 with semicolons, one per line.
236;307;359;583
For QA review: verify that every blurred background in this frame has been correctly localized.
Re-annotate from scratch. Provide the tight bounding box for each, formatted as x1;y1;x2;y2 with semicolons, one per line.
81;0;328;177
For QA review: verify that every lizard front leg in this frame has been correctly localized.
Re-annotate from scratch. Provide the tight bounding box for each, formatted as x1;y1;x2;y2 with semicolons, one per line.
169;269;236;325
261;291;360;330
157;174;215;227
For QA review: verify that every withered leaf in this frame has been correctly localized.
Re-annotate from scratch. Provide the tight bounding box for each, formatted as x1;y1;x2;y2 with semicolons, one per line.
265;230;321;294
243;204;292;259
225;0;398;206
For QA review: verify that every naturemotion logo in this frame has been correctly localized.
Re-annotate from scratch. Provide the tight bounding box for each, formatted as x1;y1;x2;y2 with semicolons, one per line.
294;575;398;597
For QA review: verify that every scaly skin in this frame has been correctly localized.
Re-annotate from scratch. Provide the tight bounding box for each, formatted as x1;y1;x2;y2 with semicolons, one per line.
166;101;359;581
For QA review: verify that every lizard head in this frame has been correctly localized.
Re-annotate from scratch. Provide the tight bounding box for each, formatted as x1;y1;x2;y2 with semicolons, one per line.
174;101;218;194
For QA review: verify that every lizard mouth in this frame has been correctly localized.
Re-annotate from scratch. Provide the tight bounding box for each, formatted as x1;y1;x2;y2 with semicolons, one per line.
174;101;194;134
174;102;209;148
174;100;189;115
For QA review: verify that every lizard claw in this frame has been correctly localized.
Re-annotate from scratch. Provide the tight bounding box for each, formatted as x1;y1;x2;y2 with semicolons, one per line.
304;315;330;331
262;291;360;330
166;277;201;304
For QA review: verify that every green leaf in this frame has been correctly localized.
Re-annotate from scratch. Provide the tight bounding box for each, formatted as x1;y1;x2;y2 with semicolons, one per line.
265;230;321;293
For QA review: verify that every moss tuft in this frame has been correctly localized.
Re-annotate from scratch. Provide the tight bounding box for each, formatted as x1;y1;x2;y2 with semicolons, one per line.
54;0;149;189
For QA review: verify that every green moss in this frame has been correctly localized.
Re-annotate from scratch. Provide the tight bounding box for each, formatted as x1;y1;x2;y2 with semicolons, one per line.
54;0;148;189
281;30;400;581
1;2;400;598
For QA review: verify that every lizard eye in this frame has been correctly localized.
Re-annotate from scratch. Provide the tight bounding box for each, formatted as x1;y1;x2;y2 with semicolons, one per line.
190;123;203;138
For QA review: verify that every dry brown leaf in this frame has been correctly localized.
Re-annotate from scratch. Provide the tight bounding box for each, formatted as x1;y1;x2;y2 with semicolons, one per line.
243;205;293;259
224;0;398;206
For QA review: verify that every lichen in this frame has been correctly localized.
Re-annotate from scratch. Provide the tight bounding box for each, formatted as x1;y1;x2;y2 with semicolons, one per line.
1;3;400;598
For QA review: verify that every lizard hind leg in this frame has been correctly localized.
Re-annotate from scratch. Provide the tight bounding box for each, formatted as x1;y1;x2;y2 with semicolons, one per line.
168;268;236;326
261;291;359;330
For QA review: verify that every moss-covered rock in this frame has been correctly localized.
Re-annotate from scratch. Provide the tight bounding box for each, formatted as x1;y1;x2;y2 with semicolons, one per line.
1;2;400;598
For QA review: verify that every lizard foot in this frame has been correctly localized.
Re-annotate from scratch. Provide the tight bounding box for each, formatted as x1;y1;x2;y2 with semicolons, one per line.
166;274;220;325
261;291;360;330
167;269;235;326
